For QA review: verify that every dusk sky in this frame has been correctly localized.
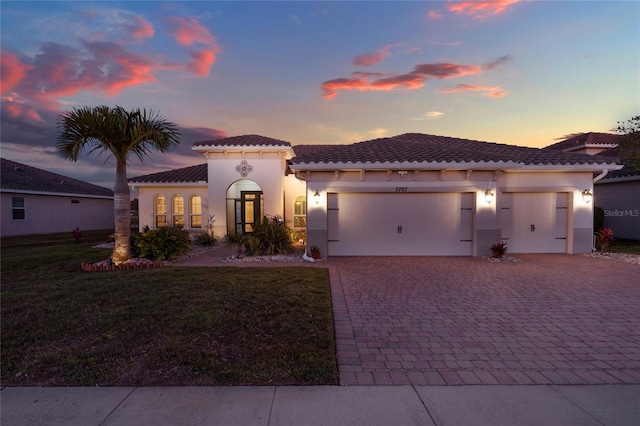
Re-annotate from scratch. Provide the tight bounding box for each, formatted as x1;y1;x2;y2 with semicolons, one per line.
1;1;639;189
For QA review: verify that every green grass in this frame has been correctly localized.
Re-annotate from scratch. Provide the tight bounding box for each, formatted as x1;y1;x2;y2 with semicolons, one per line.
606;238;640;255
1;232;337;386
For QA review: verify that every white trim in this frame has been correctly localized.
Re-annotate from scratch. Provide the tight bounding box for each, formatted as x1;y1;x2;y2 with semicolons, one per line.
290;161;620;173
128;182;207;187
290;161;523;171
507;164;623;172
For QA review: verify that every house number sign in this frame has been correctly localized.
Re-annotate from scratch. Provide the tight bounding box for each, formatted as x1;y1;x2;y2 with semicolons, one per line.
235;160;253;177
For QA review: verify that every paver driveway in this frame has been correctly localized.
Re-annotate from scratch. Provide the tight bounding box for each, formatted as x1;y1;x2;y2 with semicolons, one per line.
329;254;640;386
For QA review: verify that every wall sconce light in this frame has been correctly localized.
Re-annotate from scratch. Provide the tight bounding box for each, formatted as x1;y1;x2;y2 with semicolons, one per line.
484;189;494;205
582;189;593;204
313;190;320;205
398;170;408;178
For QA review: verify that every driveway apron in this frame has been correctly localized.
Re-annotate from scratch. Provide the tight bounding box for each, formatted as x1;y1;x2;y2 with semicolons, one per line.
329;255;640;386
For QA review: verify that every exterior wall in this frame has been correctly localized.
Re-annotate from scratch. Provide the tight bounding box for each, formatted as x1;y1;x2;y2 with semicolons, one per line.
302;169;497;257
135;185;208;233
595;179;640;240
205;151;292;237
302;169;596;256
282;173;307;231
1;192;113;237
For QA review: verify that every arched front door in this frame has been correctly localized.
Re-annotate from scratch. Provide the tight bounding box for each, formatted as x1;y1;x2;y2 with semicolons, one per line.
226;180;263;234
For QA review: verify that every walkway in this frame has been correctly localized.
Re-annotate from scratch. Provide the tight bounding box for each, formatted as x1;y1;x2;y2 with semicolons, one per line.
2;384;639;425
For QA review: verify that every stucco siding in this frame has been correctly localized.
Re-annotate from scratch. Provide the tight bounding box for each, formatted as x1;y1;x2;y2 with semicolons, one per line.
135;185;208;233
595;180;640;240
1;192;113;237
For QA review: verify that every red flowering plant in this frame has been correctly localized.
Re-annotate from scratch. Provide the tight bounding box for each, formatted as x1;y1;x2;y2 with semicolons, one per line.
72;227;81;243
596;228;614;254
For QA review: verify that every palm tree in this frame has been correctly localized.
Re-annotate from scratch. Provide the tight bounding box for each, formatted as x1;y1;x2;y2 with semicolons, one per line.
57;105;181;264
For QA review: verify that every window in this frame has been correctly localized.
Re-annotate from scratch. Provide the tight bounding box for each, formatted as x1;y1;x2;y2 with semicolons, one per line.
12;196;25;220
294;196;306;227
172;195;184;228
190;196;202;228
155;195;167;228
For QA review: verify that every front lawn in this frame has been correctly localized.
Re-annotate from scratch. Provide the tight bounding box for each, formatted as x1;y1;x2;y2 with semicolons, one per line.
1;231;337;386
606;238;640;255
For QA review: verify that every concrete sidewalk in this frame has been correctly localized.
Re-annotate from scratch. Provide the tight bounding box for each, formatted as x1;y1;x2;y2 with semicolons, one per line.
2;384;639;426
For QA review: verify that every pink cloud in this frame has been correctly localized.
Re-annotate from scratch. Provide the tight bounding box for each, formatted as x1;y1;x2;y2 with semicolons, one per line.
5;103;44;122
11;41;157;104
128;16;155;40
447;0;522;18
438;83;509;98
84;41;157;95
428;10;444;20
322;56;510;99
166;17;222;76
187;49;218;76
168;17;216;46
1;50;30;94
321;78;370;99
353;43;403;67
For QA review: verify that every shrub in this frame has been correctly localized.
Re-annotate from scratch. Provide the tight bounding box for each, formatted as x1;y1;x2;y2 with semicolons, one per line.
135;227;191;261
490;241;508;258
224;230;245;257
252;216;293;255
225;216;294;257
596;227;614;254
244;236;261;256
194;231;217;246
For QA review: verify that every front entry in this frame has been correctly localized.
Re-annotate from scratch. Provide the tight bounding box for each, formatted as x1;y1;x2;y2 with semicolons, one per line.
226;180;264;235
236;191;263;234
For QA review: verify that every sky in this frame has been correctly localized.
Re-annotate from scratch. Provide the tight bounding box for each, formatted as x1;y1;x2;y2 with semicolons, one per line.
1;0;639;189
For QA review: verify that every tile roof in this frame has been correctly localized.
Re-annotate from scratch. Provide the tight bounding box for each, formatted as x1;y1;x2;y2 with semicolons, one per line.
193;134;292;148
291;145;338;157
290;133;620;166
128;163;208;184
595;147;640;180
1;158;113;197
544;132;620;152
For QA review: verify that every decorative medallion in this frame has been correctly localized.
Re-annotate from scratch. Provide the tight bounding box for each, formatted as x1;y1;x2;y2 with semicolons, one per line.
235;160;253;177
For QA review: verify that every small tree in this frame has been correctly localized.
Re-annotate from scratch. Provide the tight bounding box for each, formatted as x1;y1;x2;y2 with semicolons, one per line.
616;115;640;171
57;106;180;264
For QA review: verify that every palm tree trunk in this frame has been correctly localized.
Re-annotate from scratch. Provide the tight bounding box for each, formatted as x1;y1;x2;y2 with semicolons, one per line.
112;160;132;264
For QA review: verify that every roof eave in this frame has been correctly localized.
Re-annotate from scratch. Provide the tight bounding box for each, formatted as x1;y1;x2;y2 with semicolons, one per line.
512;164;624;172
0;188;114;199
127;181;208;187
192;145;294;152
289;161;524;171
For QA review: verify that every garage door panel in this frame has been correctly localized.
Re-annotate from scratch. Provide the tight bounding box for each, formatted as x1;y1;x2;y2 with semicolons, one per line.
504;192;567;253
328;193;473;256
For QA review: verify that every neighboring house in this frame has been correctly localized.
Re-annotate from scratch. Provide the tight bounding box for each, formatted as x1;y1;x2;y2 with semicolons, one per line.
545;133;640;240
129;133;621;256
1;158;114;237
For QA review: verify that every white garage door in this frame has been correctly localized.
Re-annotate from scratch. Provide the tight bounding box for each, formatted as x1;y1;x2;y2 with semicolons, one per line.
501;192;568;253
327;192;473;256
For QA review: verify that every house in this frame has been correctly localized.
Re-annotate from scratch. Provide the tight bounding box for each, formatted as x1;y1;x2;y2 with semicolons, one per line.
128;133;622;256
1;158;114;237
544;133;640;240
